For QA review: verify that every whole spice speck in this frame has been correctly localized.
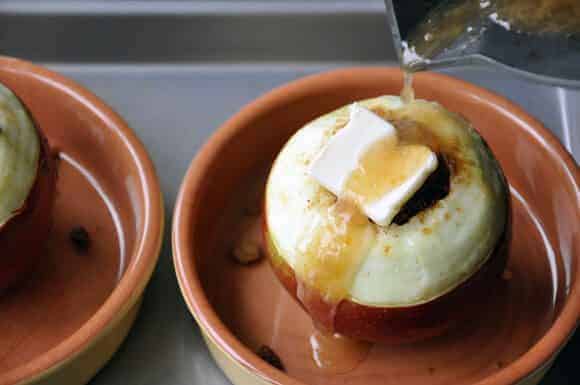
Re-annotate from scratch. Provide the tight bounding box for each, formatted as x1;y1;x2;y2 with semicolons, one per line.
70;226;91;254
256;345;285;372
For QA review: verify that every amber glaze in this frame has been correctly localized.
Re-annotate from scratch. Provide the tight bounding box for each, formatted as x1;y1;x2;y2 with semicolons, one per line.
293;197;373;327
308;329;371;374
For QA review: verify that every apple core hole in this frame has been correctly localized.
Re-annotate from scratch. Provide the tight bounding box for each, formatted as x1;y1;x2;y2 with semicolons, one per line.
391;154;451;225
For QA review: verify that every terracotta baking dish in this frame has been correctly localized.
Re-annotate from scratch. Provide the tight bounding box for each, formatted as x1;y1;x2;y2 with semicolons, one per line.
0;57;163;385
173;67;579;385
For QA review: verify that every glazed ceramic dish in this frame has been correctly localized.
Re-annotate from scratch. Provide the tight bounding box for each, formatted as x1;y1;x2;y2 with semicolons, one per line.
0;57;163;385
173;67;579;385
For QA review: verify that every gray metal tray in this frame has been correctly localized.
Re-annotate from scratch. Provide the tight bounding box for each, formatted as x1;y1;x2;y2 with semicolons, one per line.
0;2;577;384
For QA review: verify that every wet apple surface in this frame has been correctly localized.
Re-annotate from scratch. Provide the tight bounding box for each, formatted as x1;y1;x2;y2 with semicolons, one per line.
0;82;58;292
264;95;510;343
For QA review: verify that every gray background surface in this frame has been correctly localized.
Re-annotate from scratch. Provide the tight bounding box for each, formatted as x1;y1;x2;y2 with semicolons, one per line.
0;1;577;384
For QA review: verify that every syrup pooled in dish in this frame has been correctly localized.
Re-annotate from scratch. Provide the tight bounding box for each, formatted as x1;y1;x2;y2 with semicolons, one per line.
309;329;371;374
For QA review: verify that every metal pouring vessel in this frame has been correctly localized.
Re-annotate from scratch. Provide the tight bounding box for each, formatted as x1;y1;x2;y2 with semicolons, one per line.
385;0;580;88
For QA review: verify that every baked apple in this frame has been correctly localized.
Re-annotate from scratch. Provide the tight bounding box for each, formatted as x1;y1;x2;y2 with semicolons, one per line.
264;95;510;344
0;82;58;292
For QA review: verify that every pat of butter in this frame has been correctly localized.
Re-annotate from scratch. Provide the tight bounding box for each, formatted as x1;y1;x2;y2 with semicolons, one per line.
310;104;438;226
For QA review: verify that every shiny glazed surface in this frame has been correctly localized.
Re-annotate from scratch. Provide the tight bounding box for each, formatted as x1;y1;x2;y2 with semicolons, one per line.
173;68;579;385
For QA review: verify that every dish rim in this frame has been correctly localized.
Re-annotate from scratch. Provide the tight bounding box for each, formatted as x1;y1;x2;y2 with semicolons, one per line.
0;56;164;385
173;66;580;385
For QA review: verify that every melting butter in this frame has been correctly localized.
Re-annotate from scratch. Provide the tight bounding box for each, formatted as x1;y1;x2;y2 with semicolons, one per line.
345;137;435;206
310;104;438;226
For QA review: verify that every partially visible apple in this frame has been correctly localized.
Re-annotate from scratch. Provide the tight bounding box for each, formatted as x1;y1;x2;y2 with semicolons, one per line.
0;83;58;292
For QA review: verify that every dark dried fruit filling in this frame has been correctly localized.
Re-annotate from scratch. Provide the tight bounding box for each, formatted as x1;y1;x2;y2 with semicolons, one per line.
392;154;451;225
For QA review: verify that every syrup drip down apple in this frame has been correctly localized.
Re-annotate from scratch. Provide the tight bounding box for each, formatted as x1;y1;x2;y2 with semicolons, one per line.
291;88;451;369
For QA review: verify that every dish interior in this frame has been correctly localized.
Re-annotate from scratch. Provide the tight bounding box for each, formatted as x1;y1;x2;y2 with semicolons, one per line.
0;66;146;379
190;72;578;385
203;168;560;385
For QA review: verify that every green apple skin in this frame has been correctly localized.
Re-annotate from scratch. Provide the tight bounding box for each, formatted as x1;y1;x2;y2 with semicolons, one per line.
263;215;510;344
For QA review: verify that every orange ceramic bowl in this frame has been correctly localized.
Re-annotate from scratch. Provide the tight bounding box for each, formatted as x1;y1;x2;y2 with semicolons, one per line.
0;57;164;385
173;67;579;385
